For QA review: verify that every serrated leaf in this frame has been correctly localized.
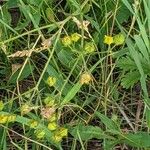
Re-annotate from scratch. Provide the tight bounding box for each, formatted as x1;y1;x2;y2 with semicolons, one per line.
117;57;136;71
95;112;120;133
69;124;106;141
124;132;150;148
121;71;140;89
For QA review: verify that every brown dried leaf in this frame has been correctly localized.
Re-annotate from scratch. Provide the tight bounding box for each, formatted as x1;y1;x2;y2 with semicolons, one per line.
12;63;22;74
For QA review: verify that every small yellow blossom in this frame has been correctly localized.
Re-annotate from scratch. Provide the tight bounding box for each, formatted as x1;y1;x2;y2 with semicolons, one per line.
113;33;125;45
0;114;8;124
44;96;55;107
71;33;81;42
28;120;38;128
53;127;68;142
0;114;16;124
52;127;68;142
47;76;56;87
80;72;92;85
48;122;57;131
104;35;113;45
0;101;4;111
48;113;57;122
52;135;62;143
59;127;68;137
7;115;16;122
35;129;45;139
84;42;95;53
20;104;31;115
62;36;72;46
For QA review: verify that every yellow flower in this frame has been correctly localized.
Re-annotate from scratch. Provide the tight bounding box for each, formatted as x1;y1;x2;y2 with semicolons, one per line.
71;33;81;42
7;115;16;122
84;42;95;53
80;72;92;85
52;135;62;143
59;127;68;137
52;127;68;142
35;129;45;139
104;35;113;45
28;120;38;128
113;33;125;45
48;122;57;131
48;113;57;122
0;101;4;111
62;36;72;46
44;96;55;107
47;76;56;87
0;114;8;124
20;104;31;115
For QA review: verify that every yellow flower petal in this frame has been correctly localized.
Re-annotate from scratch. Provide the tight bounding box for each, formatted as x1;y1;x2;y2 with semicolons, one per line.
59;127;68;137
47;76;56;87
62;36;72;46
28;120;38;128
104;35;113;45
48;122;57;131
35;129;45;139
20;104;31;115
113;33;125;45
7;115;16;122
84;42;95;53
0;114;8;124
71;33;81;42
44;96;55;107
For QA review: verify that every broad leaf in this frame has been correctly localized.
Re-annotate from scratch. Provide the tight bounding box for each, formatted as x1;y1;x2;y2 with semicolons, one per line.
69;124;106;141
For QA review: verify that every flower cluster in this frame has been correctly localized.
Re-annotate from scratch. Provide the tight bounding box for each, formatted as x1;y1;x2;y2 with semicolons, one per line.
40;96;68;142
84;42;96;53
80;72;93;85
104;33;125;45
46;76;56;87
0;114;16;124
52;127;68;142
62;33;81;46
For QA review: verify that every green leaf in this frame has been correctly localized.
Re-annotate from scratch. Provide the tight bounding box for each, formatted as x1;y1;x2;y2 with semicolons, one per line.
8;64;34;84
134;35;149;63
27;0;41;6
68;0;80;9
146;108;150;128
60;82;81;105
104;139;121;150
69;124;106;140
121;71;140;89
46;8;55;22
124;132;150;148
95;112;120;133
117;56;136;71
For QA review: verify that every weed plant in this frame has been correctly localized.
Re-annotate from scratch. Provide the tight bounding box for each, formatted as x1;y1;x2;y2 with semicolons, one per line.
0;0;150;150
